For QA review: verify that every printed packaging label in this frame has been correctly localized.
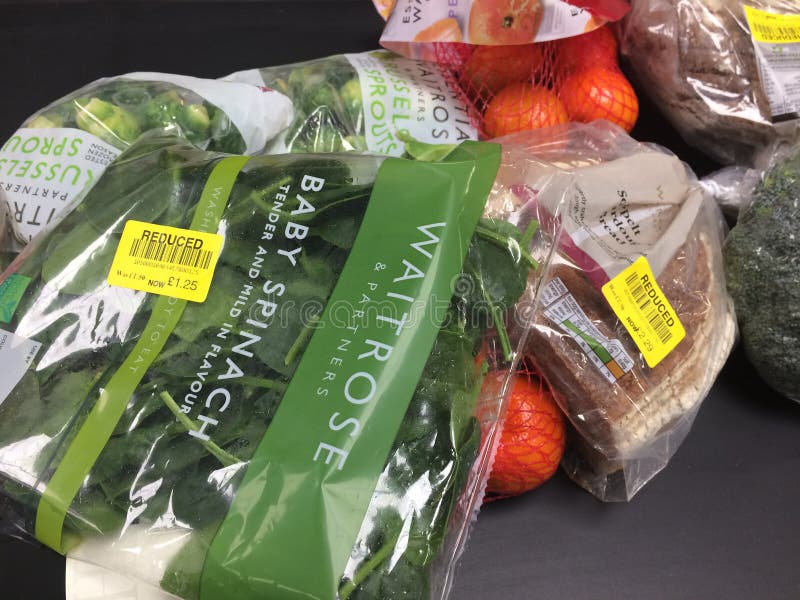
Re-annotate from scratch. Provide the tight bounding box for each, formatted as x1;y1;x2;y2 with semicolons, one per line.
0;273;31;322
107;220;224;303
380;0;600;45
0;128;121;243
559;152;703;285
601;256;686;367
541;277;634;382
345;50;477;156
744;5;800;121
0;327;41;407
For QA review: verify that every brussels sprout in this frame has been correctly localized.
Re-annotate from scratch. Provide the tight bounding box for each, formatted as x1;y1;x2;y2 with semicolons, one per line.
27;114;63;129
343;135;367;152
178;105;211;143
339;78;363;130
208;109;245;154
305;82;342;115
111;84;152;111
75;97;141;146
287;65;326;94
143;91;184;130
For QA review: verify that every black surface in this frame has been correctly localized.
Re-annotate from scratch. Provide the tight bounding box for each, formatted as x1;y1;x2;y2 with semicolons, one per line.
1;2;799;599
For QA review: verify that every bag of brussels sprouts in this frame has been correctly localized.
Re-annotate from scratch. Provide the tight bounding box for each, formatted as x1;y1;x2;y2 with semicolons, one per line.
0;133;542;599
226;50;477;157
0;72;292;247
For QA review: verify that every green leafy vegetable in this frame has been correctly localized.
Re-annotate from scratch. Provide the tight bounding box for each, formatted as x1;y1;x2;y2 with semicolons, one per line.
0;135;535;599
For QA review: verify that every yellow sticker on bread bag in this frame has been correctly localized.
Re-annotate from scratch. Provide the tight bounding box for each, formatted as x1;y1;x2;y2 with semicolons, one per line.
602;256;686;368
744;6;800;44
107;220;223;302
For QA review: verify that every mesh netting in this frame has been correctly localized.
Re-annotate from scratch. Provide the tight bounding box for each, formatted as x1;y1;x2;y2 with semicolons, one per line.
434;27;639;139
483;362;566;501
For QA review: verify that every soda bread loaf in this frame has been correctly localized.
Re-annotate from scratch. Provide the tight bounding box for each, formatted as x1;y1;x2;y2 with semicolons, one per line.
528;230;736;499
620;0;799;166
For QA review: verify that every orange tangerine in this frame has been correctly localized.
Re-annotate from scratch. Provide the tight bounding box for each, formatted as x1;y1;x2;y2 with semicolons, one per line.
559;66;639;132
483;83;568;138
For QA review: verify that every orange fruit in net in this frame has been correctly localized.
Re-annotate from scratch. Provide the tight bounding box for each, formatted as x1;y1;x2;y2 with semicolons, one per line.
468;0;544;45
487;372;566;497
483;83;568;138
559;66;639;132
413;17;463;42
553;25;618;75
462;44;544;95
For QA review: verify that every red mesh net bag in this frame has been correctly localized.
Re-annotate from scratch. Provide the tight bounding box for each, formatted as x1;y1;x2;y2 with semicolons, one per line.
434;26;640;140
478;361;566;502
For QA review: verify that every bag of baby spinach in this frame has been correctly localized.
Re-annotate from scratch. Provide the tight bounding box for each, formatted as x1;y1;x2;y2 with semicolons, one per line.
0;132;539;599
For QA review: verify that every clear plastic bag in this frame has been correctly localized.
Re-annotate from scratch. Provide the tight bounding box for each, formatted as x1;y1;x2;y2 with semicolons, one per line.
490;123;737;501
0;72;293;247
698;165;763;218
225;50;478;156
620;0;800;167
724;143;800;403
0;133;542;599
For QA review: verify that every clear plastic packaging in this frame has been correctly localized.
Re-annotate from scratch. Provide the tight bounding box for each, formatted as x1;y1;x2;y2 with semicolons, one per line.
724;143;800;403
489;123;737;501
0;133;543;599
620;0;800;167
1;72;292;247
225;50;478;156
699;165;763;218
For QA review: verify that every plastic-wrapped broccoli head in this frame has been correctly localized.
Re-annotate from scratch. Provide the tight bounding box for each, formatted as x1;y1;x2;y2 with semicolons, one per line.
724;147;800;402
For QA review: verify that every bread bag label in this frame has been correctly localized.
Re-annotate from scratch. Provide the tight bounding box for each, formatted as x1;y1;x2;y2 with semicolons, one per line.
541;277;634;382
539;152;699;369
744;5;800;121
601;256;686;367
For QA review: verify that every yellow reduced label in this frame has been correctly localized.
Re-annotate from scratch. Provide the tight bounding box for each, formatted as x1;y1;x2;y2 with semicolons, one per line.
107;220;223;302
745;6;800;44
601;256;686;368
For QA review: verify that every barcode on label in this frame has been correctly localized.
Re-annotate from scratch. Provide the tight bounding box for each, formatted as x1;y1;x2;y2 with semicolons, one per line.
750;21;800;43
624;271;673;344
129;236;213;269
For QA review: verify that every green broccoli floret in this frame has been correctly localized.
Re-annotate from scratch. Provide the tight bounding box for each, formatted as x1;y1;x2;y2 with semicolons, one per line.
724;148;800;402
